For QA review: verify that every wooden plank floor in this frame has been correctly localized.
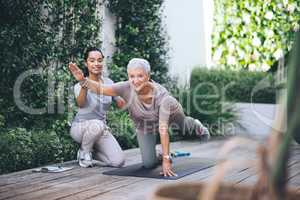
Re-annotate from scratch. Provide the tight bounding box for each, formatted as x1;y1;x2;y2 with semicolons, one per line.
1;138;300;200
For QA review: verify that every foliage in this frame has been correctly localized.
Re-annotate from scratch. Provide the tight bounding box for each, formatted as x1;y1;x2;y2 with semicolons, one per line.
0;127;77;174
0;0;102;173
0;0;102;129
0;128;33;174
107;0;170;83
106;108;138;150
0;1;52;128
212;0;300;71
50;118;79;160
0;114;5;130
180;68;276;136
191;67;276;104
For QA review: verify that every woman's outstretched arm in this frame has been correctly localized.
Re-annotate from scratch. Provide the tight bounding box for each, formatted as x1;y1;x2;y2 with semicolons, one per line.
83;78;118;96
159;123;177;177
68;62;118;96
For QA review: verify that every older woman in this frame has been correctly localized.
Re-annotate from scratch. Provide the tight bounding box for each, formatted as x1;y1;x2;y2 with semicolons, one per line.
68;58;210;177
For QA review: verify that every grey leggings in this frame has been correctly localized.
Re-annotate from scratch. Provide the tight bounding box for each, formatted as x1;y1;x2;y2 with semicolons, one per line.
137;112;201;168
70;119;125;167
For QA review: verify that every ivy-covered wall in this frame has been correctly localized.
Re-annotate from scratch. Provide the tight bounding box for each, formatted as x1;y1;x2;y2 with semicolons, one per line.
212;0;300;71
107;0;170;83
0;0;103;173
0;0;102;128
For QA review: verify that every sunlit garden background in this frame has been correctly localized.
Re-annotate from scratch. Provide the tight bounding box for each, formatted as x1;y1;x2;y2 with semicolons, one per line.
0;0;299;174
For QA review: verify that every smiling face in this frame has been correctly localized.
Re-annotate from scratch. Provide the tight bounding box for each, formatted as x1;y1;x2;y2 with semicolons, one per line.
85;50;104;76
127;67;150;91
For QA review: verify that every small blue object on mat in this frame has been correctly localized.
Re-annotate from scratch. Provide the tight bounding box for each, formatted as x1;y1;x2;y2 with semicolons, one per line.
171;150;191;157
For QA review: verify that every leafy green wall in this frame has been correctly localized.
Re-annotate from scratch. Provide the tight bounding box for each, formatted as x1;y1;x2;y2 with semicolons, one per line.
107;0;170;83
0;0;103;174
0;0;102;128
212;0;300;71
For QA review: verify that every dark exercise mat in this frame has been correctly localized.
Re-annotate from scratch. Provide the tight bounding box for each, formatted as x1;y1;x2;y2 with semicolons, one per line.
102;157;215;180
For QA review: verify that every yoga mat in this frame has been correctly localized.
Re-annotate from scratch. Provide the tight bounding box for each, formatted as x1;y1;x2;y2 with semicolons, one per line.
102;157;215;180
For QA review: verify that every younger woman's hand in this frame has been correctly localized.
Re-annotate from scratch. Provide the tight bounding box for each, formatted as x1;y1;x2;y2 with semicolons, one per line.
68;62;84;81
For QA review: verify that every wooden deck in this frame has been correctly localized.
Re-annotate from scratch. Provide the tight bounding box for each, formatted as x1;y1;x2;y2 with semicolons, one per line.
1;138;300;200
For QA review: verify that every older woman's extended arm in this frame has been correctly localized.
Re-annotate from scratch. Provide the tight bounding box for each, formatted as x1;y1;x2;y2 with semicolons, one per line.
82;78;118;96
158;96;178;177
159;123;177;177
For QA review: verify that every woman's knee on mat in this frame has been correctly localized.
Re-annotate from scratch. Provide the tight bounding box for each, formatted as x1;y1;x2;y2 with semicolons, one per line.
94;150;125;167
110;155;125;167
142;158;158;168
105;154;126;167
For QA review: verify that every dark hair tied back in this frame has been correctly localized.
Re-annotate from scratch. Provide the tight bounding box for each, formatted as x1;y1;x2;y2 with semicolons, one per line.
83;47;104;77
84;47;104;61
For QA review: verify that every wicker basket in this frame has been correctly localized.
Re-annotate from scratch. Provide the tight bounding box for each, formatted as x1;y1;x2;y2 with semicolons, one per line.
151;182;300;200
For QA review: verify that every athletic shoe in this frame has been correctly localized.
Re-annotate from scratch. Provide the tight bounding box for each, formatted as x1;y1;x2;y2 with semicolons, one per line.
77;149;93;168
195;119;211;141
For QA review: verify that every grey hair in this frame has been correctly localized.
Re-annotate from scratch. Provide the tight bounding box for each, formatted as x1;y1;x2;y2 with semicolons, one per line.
127;58;151;74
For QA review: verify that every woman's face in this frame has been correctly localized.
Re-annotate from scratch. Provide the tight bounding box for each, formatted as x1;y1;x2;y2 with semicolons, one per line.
85;51;104;75
127;67;150;90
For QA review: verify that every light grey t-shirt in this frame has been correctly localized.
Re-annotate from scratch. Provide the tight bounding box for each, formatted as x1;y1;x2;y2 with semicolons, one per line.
110;81;182;133
73;77;118;123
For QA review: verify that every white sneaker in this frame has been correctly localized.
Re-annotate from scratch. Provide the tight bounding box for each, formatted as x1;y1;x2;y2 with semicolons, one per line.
199;127;210;141
194;119;211;141
77;149;93;168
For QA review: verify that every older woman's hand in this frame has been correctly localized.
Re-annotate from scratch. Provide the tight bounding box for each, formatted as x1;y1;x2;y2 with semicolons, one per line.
135;81;153;94
68;62;85;81
161;159;178;177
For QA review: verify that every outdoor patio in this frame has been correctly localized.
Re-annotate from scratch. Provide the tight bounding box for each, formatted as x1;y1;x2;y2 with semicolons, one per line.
1;138;300;200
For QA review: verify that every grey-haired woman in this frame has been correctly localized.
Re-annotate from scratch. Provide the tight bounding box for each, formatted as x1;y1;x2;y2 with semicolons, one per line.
68;58;210;177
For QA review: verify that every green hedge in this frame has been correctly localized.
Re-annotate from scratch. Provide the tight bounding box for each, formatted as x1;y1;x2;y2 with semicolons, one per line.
106;108;138;150
0;128;77;175
177;68;276;136
190;68;276;104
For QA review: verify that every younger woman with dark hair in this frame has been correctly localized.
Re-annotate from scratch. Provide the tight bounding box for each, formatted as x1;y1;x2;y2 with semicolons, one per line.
70;47;126;168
